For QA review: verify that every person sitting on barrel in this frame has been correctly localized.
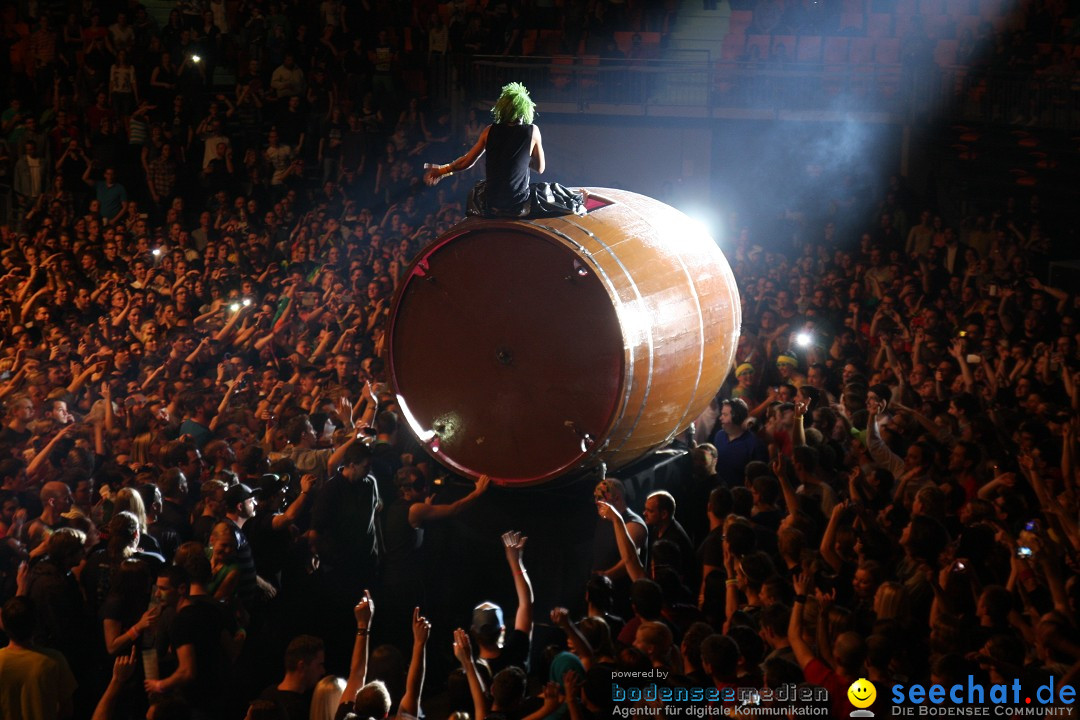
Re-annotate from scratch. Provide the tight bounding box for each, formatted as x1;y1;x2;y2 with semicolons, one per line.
423;82;586;218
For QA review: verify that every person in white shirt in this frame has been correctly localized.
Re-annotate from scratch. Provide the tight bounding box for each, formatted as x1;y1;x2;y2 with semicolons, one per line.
270;53;305;99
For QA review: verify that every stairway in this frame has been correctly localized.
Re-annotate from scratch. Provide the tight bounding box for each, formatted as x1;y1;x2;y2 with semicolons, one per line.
647;0;732;105
664;0;732;63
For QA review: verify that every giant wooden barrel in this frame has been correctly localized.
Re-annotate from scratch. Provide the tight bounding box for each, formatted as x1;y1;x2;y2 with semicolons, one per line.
387;188;741;486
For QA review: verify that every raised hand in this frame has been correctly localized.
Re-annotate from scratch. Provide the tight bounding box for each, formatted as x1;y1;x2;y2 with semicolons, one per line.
792;570;811;597
596;500;619;522
501;530;527;562
412;607;431;645
550;606;571;627
354;589;374;627
338;396;353;421
452;627;472;665
113;647;138;683
770;455;784;480
474;474;491;494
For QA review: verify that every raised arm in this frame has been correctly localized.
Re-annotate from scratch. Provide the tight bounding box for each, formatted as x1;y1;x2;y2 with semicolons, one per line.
268;474;316;531
550;607;595;666
949;341;975;392
93;649;137;720
792;399;808;448
596;501;646;581
1028;277;1069;315
502;531;533;636
819;502;847;572
409;475;491;527
787;571;817;670
342;590;374;706
891;400;953;446
397;608;430;719
27;425;74;478
453;628;488;720
865;400;905;477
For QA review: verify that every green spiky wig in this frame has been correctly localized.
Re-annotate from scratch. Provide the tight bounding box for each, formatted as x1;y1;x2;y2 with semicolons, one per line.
491;82;536;125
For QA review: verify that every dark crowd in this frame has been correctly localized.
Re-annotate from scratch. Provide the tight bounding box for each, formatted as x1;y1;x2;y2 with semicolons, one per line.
0;0;1079;718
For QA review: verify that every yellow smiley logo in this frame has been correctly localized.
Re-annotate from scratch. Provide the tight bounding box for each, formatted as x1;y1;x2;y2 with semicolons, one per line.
848;678;877;709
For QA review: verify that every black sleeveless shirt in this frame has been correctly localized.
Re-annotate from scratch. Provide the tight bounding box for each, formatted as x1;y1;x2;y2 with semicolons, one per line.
381;498;423;585
484;122;533;210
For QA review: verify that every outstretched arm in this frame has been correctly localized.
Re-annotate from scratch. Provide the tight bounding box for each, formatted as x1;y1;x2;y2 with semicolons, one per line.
409;475;491;528
424;126;490;185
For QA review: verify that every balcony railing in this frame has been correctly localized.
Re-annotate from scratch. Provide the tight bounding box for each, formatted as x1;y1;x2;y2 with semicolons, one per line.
467;56;1080;128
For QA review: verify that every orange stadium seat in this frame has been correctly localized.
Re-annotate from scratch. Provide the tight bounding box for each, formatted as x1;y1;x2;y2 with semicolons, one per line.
796;35;822;63
919;0;944;15
867;13;893;37
550;55;574;89
824;36;850;63
839;12;865;32
745;34;771;60
721;33;746;60
875;37;900;64
850;37;874;63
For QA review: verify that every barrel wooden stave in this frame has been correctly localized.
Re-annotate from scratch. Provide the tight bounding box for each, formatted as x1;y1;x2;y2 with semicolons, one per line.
387;188;741;485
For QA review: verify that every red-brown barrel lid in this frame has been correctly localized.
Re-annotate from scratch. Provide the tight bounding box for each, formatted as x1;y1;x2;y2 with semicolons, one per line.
388;224;625;485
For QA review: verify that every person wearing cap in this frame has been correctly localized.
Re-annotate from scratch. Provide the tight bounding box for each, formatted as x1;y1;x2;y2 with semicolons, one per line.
469;530;533;687
244;472;315;590
222;482;262;606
